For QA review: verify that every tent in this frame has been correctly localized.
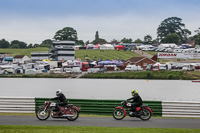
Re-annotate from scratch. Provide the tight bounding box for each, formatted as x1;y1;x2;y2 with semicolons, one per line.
98;60;123;66
115;45;125;50
111;60;123;66
99;44;114;50
98;60;112;65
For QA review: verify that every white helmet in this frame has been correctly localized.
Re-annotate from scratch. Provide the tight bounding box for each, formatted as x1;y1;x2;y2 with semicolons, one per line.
56;89;62;96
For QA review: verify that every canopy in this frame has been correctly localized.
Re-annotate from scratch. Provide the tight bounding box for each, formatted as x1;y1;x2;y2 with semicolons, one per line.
115;45;125;50
98;60;123;66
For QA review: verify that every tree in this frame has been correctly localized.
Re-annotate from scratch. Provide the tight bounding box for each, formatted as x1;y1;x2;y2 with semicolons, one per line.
10;44;19;48
85;40;90;45
92;38;107;44
157;17;191;43
27;44;33;48
54;27;78;41
33;44;40;47
134;38;143;43
40;39;52;48
92;31;107;44
192;27;200;45
75;40;84;46
11;40;27;48
121;38;132;43
152;38;159;44
95;31;99;40
161;33;180;44
193;34;200;45
144;35;152;44
0;39;10;48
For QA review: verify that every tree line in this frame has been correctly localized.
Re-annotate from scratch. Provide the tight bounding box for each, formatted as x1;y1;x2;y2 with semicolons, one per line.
0;16;200;49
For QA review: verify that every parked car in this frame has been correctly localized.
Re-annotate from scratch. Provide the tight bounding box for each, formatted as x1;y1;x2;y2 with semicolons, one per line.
146;64;152;71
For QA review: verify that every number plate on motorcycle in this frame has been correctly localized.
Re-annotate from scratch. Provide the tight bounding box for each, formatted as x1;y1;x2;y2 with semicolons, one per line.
50;103;56;107
126;103;132;107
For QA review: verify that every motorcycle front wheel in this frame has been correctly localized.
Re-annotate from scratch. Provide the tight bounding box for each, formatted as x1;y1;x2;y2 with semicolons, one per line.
66;108;79;121
112;108;125;120
140;109;151;121
36;108;50;121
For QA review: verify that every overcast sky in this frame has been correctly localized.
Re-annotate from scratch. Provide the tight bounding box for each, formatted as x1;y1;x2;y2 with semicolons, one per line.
0;0;200;44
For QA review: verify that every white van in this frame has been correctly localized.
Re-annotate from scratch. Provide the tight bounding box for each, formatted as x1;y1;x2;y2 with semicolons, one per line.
125;65;143;71
182;64;195;71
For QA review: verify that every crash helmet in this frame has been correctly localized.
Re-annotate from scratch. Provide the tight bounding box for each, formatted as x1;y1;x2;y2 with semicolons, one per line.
131;90;138;96
56;89;62;96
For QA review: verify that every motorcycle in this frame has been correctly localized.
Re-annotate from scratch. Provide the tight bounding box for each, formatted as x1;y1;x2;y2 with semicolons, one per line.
112;101;153;121
36;101;80;121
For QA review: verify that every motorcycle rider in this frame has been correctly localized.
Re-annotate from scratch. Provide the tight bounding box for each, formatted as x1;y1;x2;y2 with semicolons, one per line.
50;89;68;115
127;90;143;115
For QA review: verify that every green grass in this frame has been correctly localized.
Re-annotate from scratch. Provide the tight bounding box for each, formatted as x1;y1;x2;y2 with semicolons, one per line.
146;51;158;56
0;73;74;78
75;49;139;60
0;47;49;57
81;71;200;80
0;125;199;133
0;48;139;60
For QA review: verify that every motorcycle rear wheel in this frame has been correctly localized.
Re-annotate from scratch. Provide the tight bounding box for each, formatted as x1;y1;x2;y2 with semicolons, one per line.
112;108;125;120
66;108;79;121
36;108;50;121
140;109;151;121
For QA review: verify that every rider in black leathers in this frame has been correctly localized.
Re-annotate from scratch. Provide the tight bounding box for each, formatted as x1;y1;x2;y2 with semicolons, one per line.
50;89;68;114
127;90;143;115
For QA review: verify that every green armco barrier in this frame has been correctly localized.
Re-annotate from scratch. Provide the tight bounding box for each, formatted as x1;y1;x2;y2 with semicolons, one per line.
35;98;162;117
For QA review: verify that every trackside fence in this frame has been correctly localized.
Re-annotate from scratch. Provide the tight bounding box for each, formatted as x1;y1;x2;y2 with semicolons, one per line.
1;97;199;118
162;101;200;118
0;97;35;113
35;98;162;117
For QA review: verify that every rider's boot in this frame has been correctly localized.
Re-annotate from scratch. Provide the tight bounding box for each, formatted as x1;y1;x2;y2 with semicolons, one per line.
129;108;137;116
57;105;62;115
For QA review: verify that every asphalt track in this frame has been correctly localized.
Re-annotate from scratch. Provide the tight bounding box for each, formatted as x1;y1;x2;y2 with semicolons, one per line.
0;116;200;129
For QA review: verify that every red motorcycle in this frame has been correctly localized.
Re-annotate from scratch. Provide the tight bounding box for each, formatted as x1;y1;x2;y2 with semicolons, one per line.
36;101;80;121
113;101;153;121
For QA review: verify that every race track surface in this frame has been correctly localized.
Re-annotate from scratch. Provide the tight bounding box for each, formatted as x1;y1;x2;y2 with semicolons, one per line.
0;115;200;129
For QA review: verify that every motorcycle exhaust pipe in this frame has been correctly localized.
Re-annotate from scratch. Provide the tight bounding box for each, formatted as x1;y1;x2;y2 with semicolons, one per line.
62;114;74;117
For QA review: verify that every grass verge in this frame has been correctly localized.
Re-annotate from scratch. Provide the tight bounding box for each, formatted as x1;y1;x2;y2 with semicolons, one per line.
0;125;200;133
81;71;200;80
0;73;74;78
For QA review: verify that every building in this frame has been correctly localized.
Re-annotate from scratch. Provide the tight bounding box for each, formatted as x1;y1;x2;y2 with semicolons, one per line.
49;40;75;61
31;52;50;62
126;57;156;70
13;55;31;64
